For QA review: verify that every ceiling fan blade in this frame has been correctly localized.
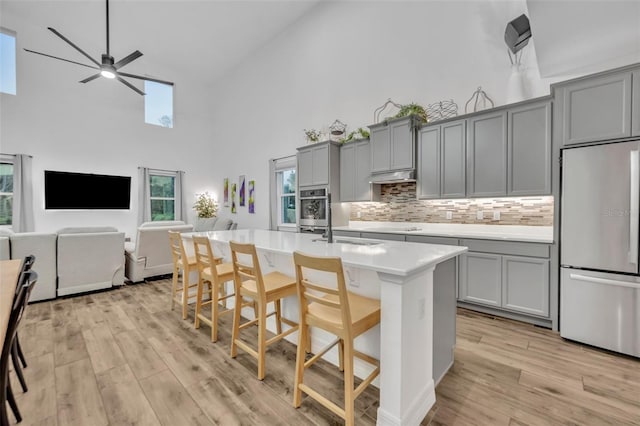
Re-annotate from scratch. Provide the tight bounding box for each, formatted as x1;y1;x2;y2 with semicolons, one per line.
116;75;145;95
114;50;142;70
118;71;173;86
23;49;100;70
48;27;101;67
79;73;101;84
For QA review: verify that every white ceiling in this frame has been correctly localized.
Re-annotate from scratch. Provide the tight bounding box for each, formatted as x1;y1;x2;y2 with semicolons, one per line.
1;0;322;86
2;0;640;89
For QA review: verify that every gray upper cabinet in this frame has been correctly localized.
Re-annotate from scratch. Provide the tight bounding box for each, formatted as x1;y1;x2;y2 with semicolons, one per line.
340;139;373;202
467;111;508;197
417;126;440;199
417;120;465;199
557;71;632;146
297;141;340;189
370;116;417;174
633;69;640;137
507;100;552;196
441;120;466;198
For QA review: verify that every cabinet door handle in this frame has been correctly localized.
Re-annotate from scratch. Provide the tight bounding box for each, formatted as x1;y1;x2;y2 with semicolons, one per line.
629;149;639;265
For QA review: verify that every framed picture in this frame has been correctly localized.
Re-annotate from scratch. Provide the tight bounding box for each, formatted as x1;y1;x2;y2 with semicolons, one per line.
248;180;255;213
231;183;237;213
239;175;246;206
223;178;229;207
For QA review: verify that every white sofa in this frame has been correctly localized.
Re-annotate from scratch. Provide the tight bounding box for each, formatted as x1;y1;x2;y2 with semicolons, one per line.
193;216;235;232
1;230;58;302
0;236;9;260
125;220;194;283
56;227;125;297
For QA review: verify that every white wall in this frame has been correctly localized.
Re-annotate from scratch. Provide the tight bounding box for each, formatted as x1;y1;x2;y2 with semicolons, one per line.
0;8;219;238
208;0;547;230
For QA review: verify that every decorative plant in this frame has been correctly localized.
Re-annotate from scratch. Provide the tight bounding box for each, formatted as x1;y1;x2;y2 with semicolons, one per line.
394;102;428;123
343;127;370;143
193;192;218;218
304;128;322;143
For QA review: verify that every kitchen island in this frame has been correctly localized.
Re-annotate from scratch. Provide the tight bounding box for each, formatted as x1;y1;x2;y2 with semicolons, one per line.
183;229;467;426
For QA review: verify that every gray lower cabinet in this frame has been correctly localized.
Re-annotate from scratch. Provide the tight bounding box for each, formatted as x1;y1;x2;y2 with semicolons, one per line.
340;139;373;202
633;69;640;137
556;70;633;146
360;232;405;241
507;100;552;196
459;252;502;307
502;255;549;317
466;111;508;197
332;230;361;238
458;240;551;318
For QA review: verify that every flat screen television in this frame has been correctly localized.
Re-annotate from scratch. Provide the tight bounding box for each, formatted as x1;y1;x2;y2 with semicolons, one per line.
44;170;131;209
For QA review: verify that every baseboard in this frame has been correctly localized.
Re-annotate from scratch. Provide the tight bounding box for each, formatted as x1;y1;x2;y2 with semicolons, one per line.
57;281;112;297
376;380;435;426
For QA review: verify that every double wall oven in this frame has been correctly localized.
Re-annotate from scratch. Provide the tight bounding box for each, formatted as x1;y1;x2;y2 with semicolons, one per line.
298;187;328;233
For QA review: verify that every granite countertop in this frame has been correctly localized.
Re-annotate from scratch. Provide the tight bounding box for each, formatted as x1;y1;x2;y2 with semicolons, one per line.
333;222;554;244
182;229;467;277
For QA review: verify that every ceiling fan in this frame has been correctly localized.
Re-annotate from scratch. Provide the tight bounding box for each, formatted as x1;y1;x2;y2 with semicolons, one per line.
24;0;172;95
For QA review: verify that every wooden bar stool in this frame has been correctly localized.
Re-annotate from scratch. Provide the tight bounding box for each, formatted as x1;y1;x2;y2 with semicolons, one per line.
193;235;250;342
292;251;381;426
168;230;198;320
228;241;298;380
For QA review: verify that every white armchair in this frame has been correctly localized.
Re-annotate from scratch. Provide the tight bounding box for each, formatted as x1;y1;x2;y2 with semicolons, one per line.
56;227;125;297
9;231;59;302
125;220;194;283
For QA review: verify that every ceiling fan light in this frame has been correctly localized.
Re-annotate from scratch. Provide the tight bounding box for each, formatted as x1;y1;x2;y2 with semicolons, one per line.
101;69;116;79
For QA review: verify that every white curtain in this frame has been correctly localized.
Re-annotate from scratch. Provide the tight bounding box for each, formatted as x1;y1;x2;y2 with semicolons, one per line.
175;170;186;221
12;154;34;232
137;167;151;225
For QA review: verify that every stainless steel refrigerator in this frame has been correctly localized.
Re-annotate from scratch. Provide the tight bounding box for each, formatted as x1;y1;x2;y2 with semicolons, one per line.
560;140;640;358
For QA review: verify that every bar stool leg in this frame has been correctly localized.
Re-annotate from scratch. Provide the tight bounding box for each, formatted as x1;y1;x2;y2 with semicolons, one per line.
194;276;205;329
230;292;242;358
181;265;190;320
274;300;283;335
343;339;355;426
170;263;179;311
293;323;308;408
211;282;220;342
257;301;267;380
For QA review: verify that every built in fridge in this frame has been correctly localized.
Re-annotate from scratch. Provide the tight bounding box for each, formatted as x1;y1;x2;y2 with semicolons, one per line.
560;139;640;358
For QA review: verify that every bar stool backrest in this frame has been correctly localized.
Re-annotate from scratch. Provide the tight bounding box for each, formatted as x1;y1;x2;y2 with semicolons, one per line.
229;241;265;298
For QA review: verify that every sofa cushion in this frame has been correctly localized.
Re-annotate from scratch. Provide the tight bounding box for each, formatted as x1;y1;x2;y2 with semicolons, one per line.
213;218;233;231
139;220;185;228
0;228;14;237
57;226;118;234
124;241;136;254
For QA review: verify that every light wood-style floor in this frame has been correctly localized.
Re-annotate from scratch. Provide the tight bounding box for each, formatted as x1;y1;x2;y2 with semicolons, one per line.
10;277;640;426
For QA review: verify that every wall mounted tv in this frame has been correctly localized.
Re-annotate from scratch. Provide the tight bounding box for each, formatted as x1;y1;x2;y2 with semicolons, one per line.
44;170;131;210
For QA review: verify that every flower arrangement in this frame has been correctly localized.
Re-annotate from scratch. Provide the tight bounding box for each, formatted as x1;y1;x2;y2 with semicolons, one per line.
304;128;322;143
193;192;218;218
343;127;370;143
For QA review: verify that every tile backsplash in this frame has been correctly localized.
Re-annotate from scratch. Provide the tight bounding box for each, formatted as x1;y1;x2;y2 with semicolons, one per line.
348;182;553;226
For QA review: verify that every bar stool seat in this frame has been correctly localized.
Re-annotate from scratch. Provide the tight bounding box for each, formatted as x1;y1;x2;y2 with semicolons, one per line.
292;251;380;426
229;241;298;380
193;235;251;342
168;231;199;320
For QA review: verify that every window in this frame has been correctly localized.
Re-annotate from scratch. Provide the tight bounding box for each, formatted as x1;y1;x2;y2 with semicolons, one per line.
0;28;17;95
149;171;176;220
277;168;296;227
0;160;13;225
144;81;173;128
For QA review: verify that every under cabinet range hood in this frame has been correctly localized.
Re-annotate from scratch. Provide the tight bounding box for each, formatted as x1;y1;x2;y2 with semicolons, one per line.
369;169;416;184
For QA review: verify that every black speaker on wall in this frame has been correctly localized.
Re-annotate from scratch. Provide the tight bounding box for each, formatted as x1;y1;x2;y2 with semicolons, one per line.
505;14;531;54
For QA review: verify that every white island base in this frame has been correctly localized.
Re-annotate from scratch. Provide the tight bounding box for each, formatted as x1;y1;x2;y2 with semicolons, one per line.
183;230;467;426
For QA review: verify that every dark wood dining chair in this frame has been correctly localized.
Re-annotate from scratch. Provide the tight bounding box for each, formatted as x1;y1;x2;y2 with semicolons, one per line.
1;270;38;426
11;254;36;394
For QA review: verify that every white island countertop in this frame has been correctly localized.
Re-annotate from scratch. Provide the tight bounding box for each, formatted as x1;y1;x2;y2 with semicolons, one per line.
334;222;554;243
183;229;467;278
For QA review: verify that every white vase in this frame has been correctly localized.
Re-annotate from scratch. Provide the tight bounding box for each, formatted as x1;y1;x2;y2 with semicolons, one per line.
506;63;527;104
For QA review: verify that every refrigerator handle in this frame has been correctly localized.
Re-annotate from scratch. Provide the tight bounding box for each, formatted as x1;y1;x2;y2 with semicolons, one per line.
629;150;639;266
569;273;640;290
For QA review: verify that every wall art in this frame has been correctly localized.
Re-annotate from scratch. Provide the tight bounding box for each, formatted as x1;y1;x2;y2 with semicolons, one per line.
239;175;246;206
231;183;237;213
223;178;229;207
248;180;255;214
